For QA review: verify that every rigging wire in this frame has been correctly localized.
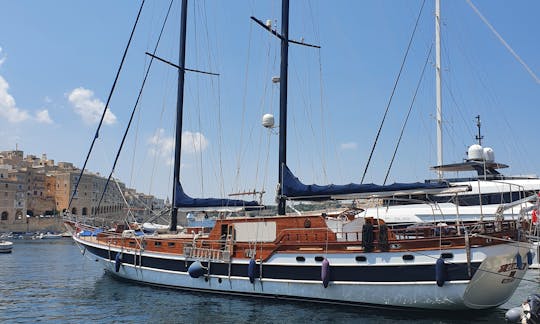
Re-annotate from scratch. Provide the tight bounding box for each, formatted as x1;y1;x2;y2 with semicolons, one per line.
360;0;426;184
236;18;254;193
466;0;540;84
69;0;146;209
384;44;433;185
96;0;174;212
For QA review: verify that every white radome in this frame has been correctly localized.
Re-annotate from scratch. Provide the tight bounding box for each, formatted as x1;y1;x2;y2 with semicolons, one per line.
468;144;483;161
262;114;275;128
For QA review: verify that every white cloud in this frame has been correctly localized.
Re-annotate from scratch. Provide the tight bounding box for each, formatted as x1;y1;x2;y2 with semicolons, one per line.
0;75;30;123
35;109;53;124
148;128;209;165
182;131;209;154
149;128;175;164
67;87;116;125
340;142;358;150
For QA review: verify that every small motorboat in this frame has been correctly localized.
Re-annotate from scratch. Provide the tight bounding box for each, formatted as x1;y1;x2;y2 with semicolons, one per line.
0;240;13;253
505;294;540;323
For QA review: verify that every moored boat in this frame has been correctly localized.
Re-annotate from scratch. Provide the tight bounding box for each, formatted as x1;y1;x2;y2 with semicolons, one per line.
0;240;13;253
65;0;533;310
66;214;531;310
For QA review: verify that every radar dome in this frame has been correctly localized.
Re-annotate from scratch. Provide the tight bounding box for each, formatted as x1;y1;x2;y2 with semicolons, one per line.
262;114;275;128
468;144;483;161
483;147;495;162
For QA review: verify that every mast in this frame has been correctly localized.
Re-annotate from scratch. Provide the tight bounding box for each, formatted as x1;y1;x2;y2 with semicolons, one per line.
435;0;443;179
170;0;188;231
475;115;483;145
277;0;289;215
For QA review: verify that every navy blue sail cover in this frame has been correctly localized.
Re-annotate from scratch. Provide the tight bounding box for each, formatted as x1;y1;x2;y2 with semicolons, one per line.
175;183;260;208
282;165;450;200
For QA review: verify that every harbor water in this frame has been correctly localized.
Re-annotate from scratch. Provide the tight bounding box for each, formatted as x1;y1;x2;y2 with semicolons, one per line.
1;239;539;323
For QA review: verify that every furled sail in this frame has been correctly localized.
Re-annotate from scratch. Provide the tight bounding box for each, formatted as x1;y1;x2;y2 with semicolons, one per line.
282;164;462;200
175;183;260;209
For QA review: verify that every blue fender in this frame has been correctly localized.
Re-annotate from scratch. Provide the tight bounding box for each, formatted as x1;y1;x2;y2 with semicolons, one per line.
248;259;256;283
516;253;523;269
321;258;330;288
114;253;123;273
188;261;206;278
436;258;446;287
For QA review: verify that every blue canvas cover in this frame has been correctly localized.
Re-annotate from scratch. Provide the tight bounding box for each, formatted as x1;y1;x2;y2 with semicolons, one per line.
174;183;260;208
282;165;450;200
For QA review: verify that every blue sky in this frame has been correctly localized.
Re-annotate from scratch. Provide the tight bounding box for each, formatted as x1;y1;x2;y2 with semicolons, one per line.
0;1;538;204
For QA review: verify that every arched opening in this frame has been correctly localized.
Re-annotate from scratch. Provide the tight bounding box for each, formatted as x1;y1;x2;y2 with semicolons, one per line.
82;207;88;216
71;207;77;215
1;211;8;221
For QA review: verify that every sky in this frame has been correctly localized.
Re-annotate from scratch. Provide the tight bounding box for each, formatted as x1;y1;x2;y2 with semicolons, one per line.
0;0;539;204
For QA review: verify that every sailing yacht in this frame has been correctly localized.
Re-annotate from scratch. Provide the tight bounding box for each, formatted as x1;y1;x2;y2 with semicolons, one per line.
66;0;533;310
366;1;540;226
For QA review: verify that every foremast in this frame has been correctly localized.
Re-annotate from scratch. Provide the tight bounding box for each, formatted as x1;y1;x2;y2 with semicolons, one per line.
277;0;290;215
170;0;188;231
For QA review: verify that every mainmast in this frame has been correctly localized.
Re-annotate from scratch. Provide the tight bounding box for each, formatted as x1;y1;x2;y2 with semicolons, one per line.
435;0;443;179
251;0;318;215
277;0;290;216
170;0;188;231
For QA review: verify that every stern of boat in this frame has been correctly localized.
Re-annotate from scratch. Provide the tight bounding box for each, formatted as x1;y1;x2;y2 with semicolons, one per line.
462;243;531;309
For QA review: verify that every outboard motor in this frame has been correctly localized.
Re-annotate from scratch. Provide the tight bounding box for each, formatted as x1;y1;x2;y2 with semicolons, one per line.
505;294;540;323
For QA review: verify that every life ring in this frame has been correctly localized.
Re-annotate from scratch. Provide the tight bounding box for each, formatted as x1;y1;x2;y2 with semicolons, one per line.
304;218;311;228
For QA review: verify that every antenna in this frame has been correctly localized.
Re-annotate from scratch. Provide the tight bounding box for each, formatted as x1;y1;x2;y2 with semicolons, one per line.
475;115;483;145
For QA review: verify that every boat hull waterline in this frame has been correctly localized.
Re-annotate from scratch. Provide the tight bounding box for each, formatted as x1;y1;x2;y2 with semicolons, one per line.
73;234;529;310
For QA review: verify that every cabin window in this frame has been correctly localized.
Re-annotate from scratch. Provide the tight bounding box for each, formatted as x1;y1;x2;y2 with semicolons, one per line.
296;256;306;262
168;242;176;247
441;253;453;259
402;255;414;261
355;255;367;262
154;242;162;247
314;256;324;262
129;241;136;246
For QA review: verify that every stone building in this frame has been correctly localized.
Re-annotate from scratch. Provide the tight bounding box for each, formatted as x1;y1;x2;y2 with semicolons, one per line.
0;149;162;229
0;165;26;225
54;170;126;223
123;188;167;222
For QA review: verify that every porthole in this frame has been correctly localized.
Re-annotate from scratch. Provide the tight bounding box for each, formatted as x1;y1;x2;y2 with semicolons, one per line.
168;242;176;247
355;255;367;262
218;278;222;284
154;241;162;247
402;254;414;261
441;253;454;259
314;256;324;262
296;256;306;262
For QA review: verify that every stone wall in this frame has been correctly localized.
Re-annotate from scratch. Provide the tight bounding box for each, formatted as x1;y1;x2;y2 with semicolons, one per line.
0;217;64;233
